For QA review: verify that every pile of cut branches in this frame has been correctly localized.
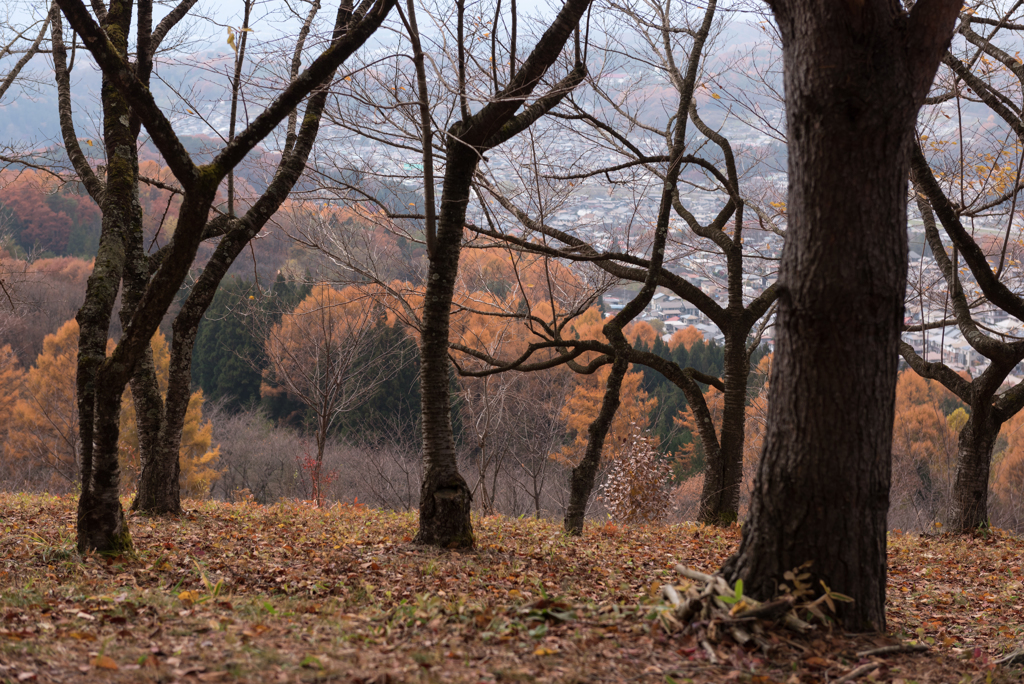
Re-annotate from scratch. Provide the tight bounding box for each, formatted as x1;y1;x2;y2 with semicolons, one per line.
656;565;849;659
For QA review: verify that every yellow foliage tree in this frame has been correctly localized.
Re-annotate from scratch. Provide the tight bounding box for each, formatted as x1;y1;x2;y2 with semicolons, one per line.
625;320;659;350
889;369;965;528
7;319;80;488
0;344;26;484
118;330;221;498
0;344;23;437
892;370;960;481
667;326;704;352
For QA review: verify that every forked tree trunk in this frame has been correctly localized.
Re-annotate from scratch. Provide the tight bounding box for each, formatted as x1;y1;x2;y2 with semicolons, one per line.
949;410;998;532
58;0;395;552
413;0;591;546
132;2;342;514
721;0;959;631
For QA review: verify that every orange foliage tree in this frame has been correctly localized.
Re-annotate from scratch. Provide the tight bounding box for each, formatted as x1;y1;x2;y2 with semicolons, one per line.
263;284;403;506
0;344;25;483
446;252;591;516
889;369;963;530
667;326;704;352
5;317;220;496
557;369;657;467
7;319;80;488
992;410;1024;530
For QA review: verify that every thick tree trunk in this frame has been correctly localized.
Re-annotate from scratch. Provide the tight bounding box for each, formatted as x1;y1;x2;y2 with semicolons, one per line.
564;355;627;535
949;411;998;532
721;1;958;631
415;144;475;548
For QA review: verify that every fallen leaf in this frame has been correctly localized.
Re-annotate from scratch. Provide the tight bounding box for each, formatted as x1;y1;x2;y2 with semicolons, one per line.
91;655;118;670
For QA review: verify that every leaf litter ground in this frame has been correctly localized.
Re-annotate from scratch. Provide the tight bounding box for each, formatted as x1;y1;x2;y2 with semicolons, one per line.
1;493;1022;683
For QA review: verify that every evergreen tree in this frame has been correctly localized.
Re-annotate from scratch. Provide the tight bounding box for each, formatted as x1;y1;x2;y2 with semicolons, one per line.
191;278;265;413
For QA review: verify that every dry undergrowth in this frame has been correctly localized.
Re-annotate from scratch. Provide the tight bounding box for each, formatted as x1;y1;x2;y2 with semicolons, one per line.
1;493;1022;683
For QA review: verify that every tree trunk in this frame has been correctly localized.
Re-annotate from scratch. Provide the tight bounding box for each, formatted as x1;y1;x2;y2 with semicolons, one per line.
949;410;998;532
721;0;959;631
75;0;137;554
564;355;628;535
698;330;746;525
415;144;475;548
127;348;170;511
412;0;591;545
125;210;171;514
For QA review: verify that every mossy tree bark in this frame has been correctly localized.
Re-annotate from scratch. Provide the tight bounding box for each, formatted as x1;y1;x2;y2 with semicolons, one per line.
720;0;960;631
54;0;395;552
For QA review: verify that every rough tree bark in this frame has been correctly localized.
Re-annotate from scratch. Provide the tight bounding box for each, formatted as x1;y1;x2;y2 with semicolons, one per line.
720;0;960;631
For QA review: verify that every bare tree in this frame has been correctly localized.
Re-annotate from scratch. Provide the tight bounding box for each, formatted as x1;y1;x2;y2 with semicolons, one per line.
449;0;778;532
298;0;595;547
262;283;407;506
51;0;395;553
899;4;1024;532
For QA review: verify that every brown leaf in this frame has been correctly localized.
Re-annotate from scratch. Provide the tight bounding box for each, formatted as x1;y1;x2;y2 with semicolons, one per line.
91;655;118;670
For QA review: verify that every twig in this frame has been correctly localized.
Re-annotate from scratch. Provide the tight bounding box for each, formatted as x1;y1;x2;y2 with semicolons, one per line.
855;643;930;658
700;639;718;664
734;596;795;621
674;565;717;584
834;662;880;684
661;583;681;609
993;648;1024;665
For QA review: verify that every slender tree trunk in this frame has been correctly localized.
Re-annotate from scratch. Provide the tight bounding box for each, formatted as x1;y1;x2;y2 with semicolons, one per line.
413;0;591;545
564;355;628;535
415;144;475;548
76;0;137;554
698;331;746;525
125;205;170;514
721;0;959;631
949;410;998;532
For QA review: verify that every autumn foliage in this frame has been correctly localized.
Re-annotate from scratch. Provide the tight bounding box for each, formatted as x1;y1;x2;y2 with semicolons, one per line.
6;319;80;488
889;370;963;530
117;330;222;499
1;318;220;496
992;410;1024;530
0;170;101;255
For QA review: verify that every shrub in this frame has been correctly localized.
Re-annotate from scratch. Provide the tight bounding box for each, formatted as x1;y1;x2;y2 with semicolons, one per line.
601;424;671;525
